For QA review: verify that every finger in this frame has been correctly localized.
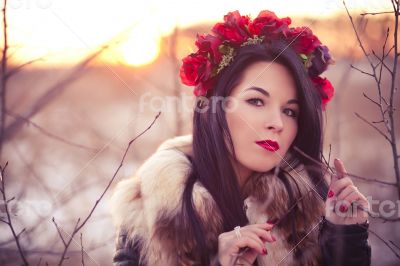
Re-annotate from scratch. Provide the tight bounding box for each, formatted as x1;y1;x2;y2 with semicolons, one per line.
250;222;274;230
336;185;358;201
334;158;347;179
330;177;353;198
250;227;276;243
239;231;265;250
235;236;266;255
337;190;368;214
344;190;369;207
329;170;339;187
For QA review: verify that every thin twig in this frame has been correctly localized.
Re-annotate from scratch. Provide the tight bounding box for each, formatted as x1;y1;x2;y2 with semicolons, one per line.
0;162;29;265
360;11;395;16
75;111;161;234
376;216;400;222
367;226;400;259
362;92;382;108
354;112;392;143
6;57;44;79
80;233;85;266
350;64;374;76
294;146;397;187
6;111;98;152
56;218;80;265
390;240;400;251
344;1;374;66
52;218;67;247
54;112;161;266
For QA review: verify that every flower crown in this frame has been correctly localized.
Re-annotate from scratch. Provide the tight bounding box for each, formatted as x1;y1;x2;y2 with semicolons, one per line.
179;10;336;109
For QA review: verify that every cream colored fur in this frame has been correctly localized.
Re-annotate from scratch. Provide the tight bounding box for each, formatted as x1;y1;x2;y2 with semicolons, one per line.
110;135;325;265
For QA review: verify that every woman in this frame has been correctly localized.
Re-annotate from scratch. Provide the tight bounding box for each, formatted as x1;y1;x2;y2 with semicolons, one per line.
110;10;371;266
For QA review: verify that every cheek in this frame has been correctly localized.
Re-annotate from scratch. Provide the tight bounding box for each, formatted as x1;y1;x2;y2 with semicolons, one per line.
226;111;245;146
284;120;298;148
225;108;257;156
226;102;259;137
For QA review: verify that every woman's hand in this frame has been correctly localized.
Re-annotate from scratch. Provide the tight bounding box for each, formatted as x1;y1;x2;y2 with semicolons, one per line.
325;158;370;225
217;222;276;266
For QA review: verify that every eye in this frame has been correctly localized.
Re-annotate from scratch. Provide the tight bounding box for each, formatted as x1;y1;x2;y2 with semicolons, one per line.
246;98;264;107
283;108;298;118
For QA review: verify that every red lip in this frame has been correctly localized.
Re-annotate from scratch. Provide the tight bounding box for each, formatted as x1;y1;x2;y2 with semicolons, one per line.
255;140;280;152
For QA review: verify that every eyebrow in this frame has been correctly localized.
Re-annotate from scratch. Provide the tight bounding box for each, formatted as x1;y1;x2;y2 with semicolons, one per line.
244;86;299;105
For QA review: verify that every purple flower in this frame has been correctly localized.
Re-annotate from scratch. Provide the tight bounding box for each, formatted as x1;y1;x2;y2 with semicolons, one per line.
308;45;334;77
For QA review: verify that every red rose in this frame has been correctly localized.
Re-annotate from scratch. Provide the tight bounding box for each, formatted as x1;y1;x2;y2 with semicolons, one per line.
249;10;291;38
195;34;223;63
285;27;321;54
212;10;250;45
180;53;213;86
311;76;334;109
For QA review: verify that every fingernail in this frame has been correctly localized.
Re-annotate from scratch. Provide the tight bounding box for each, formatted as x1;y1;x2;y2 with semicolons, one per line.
339;204;348;212
272;235;277;241
262;248;268;255
267;218;276;224
328;190;334;198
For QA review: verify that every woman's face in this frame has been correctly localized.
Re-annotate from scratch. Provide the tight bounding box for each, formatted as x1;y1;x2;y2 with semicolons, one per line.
225;61;299;183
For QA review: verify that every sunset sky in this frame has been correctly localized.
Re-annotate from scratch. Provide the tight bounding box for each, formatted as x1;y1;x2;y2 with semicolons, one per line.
2;0;392;66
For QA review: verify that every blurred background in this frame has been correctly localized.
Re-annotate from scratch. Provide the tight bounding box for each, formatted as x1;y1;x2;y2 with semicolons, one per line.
0;0;399;265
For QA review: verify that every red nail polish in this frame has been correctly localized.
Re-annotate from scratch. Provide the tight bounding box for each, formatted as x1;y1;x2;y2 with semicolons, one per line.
328;190;334;198
267;218;276;224
339;204;348;212
272;235;277;241
262;248;268;255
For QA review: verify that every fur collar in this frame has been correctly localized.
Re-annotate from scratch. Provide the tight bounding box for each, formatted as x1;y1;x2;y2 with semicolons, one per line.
110;135;325;265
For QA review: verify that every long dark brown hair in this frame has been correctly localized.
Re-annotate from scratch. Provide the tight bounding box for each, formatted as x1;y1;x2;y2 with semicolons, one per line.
180;39;329;265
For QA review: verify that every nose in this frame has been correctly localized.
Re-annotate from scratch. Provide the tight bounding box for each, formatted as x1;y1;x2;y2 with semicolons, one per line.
264;109;283;132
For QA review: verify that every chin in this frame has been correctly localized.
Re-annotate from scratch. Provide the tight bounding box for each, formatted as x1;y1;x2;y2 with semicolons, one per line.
245;161;277;173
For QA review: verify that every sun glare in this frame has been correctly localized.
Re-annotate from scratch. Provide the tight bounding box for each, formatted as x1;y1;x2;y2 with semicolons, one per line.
121;25;160;67
4;0;389;66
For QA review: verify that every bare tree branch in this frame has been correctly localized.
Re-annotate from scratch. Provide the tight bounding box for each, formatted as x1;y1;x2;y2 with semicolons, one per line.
391;240;400;251
80;233;85;266
56;218;80;265
388;0;400;199
2;44;109;141
53;112;161;265
295;146;397;187
354;112;392;144
0;162;28;265
6;57;45;79
360;11;396;16
362;92;382;108
0;0;9;159
52;218;67;248
350;64;374;76
367;226;400;259
344;2;374;65
376;216;400;222
6;111;98;152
